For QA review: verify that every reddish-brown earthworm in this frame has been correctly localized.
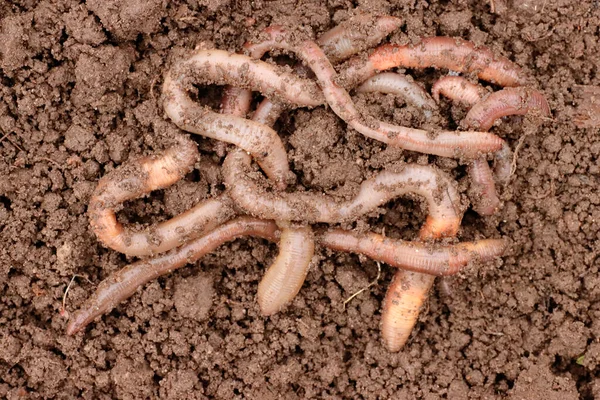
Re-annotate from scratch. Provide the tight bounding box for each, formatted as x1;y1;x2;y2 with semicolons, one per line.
223;148;462;238
244;30;505;159
320;229;506;276
338;37;527;89
462;87;551;131
431;76;500;215
356;72;438;117
162;49;326;189
66;217;280;335
88;137;236;257
431;75;488;105
67;218;505;335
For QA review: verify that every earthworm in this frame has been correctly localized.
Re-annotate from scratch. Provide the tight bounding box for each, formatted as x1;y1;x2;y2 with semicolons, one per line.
221;85;253;117
66;217;280;335
224;148;462;239
431;75;487;105
223;14;402;123
315;14;403;64
357;72;438;115
431;76;500;215
319;229;506;276
240;91;316;317
67;217;505;335
162;50;326;188
252;97;286;128
257;224;315;316
338;37;527;89
381;270;435;352
245;31;505;159
461;87;551;131
88;137;236;257
468;158;501;215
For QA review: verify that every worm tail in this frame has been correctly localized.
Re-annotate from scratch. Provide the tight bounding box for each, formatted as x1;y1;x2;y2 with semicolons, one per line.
381;270;435;352
257;225;315;316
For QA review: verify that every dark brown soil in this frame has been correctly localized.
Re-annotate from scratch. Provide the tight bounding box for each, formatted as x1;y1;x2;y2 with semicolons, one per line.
1;0;599;398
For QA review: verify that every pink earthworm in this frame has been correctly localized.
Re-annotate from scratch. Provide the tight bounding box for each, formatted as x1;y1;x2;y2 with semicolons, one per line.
357;72;438;115
66;217;280;335
162;50;326;189
224;148;462;239
220;85;253;117
431;75;488;105
381;270;435;352
468;158;501;216
244;30;505;159
222;14;402;127
257;224;314;316
320;229;506;276
246;15;402;63
244;93;316;317
463;87;550;186
67;218;506;335
315;14;403;64
461;87;551;131
88;137;236;257
431;76;500;215
338;37;527;89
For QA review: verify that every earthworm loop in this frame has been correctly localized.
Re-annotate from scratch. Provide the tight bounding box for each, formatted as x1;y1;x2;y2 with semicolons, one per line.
88;137;235;257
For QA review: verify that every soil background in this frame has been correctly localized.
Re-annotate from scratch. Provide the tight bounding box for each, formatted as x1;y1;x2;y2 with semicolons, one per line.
0;0;599;398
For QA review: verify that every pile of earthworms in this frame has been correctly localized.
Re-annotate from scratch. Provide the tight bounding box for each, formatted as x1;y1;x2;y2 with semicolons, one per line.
66;15;550;352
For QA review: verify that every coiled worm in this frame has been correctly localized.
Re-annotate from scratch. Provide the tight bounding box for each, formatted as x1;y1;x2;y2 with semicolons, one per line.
88;137;236;257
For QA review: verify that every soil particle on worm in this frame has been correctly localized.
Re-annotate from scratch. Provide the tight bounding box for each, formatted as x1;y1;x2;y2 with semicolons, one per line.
1;0;599;398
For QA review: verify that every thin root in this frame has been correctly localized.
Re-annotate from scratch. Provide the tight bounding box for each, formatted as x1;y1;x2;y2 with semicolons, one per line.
343;261;382;309
510;133;532;179
60;274;89;318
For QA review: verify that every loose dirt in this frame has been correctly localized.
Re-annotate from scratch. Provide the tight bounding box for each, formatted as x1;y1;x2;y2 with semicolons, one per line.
0;0;599;398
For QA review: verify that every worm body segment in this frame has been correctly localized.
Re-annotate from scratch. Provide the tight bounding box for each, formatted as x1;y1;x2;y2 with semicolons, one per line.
320;230;506;276
66;218;279;335
88;139;236;257
381;270;435;352
462;87;551;131
340;37;527;88
316;14;403;64
224;149;461;237
257;225;315;316
432;76;487;105
357;72;438;113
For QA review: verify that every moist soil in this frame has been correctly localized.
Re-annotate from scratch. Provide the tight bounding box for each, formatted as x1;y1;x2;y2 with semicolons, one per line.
0;0;599;398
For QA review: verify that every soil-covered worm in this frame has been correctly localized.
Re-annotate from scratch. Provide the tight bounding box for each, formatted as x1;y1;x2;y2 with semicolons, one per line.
338;37;527;89
162;49;326;189
320;229;506;276
239;92;316;317
224;148;462;238
431;75;488;105
66;217;280;335
244;30;505;159
257;224;314;316
431;76;500;215
67;218;506;335
461;87;551;131
221;14;403;129
316;14;403;63
356;72;438;119
381;270;435;352
88;137;236;257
